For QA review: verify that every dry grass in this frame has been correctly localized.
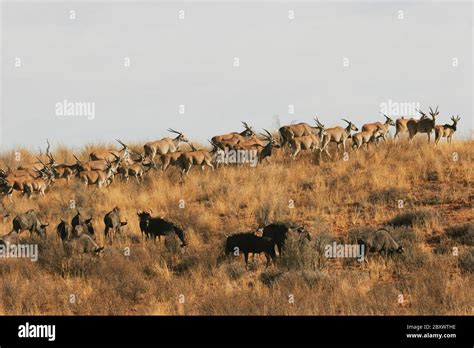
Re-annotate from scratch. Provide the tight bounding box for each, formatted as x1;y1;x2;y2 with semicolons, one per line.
0;139;472;315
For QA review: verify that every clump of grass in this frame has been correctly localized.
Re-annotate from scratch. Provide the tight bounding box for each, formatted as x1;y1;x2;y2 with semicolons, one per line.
458;249;474;273
225;261;246;280
259;269;285;286
432;238;457;255
279;233;317;270
282;270;326;287
386;209;439;228
445;222;474;246
172;254;200;275
368;188;407;204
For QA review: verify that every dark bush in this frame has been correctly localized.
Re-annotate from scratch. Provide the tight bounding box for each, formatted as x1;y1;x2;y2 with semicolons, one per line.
445;223;474;246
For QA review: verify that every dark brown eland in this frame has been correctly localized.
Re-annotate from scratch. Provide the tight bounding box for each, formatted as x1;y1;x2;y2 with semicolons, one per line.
394;110;428;140
407;106;439;143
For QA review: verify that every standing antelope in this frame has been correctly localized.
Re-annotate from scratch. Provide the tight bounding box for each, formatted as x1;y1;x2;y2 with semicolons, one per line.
278;118;325;149
407;106;438;143
117;157;156;183
45;153;77;184
73;153;121;172
318;119;359;157
395;109;429;139
435;115;460;145
160;151;185;172
78;160;118;188
362;114;395;143
352;125;382;151
177;143;216;176
0;162;55;200
23;170;55;198
288;133;321;159
235;130;280;163
89;139;130;162
211;121;255;150
257;130;281;163
144;129;188;161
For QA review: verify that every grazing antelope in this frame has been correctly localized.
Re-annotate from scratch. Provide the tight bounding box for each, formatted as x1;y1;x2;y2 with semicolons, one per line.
362;114;395;143
63;234;104;256
352;125;382;151
407;106;438;143
211;121;255;150
144;129;188;161
118;159;156;183
23;170;55;198
12;209;49;238
89;139;130;162
435;115;460;145
177;143;216;176
318;118;359;157
78;160;118;188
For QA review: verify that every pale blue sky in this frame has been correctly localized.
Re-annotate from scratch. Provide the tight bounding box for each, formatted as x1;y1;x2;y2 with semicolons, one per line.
1;0;472;149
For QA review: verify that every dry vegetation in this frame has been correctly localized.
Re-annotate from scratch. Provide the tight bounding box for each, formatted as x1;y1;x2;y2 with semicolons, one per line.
0;139;472;315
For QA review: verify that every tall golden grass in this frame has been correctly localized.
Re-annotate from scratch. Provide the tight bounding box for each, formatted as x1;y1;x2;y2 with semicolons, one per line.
0;139;472;315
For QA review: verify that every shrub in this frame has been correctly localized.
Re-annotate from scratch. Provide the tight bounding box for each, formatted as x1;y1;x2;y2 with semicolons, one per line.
386;209;439;228
445;223;474;246
458;249;474;273
259;269;285;286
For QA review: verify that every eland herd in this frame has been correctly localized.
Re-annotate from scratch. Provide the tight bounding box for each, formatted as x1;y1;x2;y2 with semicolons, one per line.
0;106;461;199
0;106;460;263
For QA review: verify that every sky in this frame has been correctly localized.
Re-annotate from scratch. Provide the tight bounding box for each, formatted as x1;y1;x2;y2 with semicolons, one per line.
1;0;473;150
